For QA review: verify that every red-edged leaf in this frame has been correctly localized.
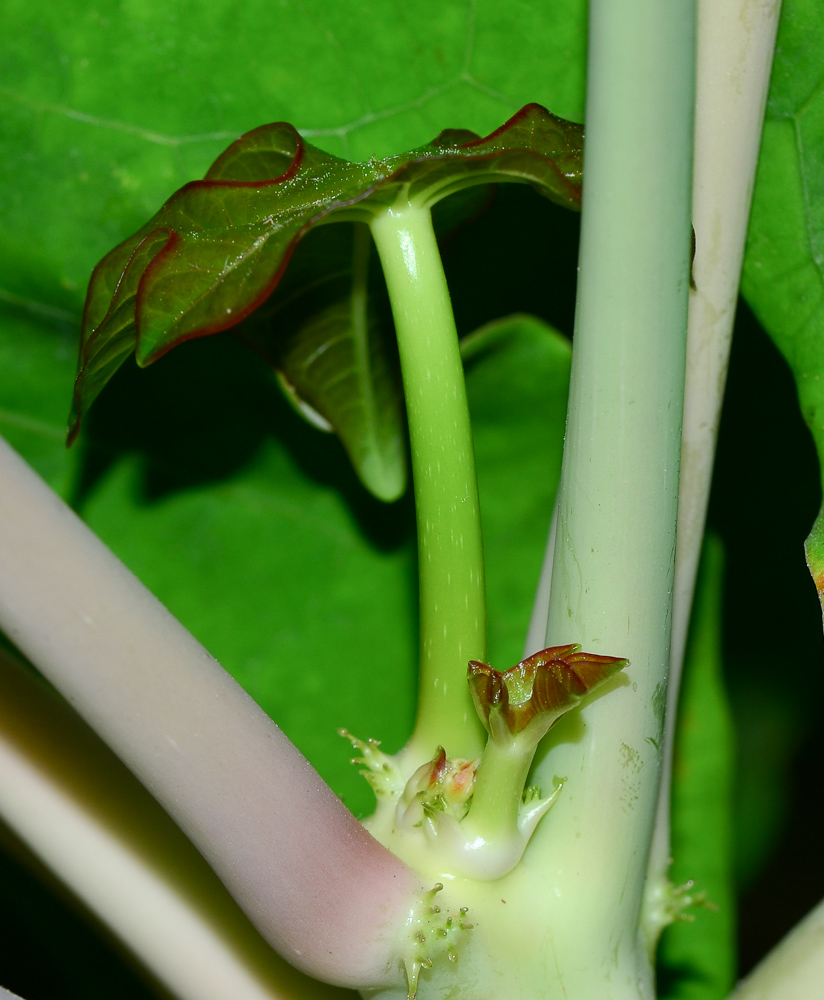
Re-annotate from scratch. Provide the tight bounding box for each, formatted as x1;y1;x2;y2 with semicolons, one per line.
468;643;627;744
70;103;583;496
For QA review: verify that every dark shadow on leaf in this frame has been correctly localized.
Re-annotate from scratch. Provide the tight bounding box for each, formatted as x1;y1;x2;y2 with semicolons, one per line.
71;334;412;554
708;300;824;973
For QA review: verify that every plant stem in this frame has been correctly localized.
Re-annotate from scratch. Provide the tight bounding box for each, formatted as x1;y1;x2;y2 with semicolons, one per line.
530;0;695;995
0;987;26;1000
370;201;486;762
647;0;783;898
465;737;533;842
524;502;558;657
0;434;421;991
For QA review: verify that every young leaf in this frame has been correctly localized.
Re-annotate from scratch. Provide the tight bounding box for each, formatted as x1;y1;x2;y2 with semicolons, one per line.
69;104;583;470
468;643;627;745
206;188;492;502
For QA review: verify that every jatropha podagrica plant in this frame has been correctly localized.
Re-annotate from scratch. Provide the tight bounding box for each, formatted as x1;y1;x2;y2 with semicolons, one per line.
0;5;697;982
1;0;804;996
60;101;641;996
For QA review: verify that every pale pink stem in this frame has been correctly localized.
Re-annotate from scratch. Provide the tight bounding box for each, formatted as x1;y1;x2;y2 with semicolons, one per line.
0;435;421;990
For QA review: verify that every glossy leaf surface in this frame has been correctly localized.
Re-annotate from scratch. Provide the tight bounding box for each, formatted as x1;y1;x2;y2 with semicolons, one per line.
69;103;583;462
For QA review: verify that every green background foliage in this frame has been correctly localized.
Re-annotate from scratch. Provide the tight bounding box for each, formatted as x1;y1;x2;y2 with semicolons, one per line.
1;0;823;997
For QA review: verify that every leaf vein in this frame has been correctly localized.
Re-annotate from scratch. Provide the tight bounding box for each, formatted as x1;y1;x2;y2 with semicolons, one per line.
0;88;239;148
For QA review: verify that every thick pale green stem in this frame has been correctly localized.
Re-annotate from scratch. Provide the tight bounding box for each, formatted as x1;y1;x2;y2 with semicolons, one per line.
370;201;486;762
530;1;694;996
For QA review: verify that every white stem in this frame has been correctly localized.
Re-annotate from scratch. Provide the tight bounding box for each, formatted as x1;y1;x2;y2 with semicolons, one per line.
647;0;782;894
0;434;420;990
728;898;824;1000
0;647;332;1000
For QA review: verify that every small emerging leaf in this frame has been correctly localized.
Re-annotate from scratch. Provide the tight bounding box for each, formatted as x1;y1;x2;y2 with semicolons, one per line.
399;746;479;826
234;223;406;501
69;104;583;496
468;644;627;745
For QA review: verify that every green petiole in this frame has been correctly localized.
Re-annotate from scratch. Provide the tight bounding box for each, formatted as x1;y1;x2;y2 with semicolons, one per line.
369;199;487;763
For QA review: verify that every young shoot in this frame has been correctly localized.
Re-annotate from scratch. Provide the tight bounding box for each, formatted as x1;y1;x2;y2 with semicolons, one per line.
350;643;626;882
